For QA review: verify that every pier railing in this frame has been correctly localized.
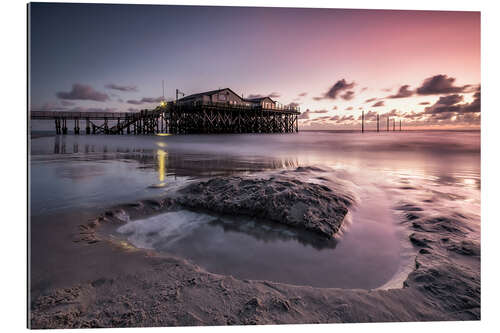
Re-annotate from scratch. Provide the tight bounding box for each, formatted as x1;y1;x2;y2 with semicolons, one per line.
176;100;300;113
30;99;301;135
30;111;134;120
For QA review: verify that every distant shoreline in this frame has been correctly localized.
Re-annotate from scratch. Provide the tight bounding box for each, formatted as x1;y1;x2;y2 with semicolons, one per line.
301;128;481;133
29;128;481;137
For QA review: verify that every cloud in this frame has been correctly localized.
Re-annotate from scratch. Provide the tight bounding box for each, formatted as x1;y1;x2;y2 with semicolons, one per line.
298;109;311;120
425;91;480;115
316;79;356;100
358;110;378;121
127;107;140;112
388;85;414;98
345;106;353;111
364;97;377;103
332;106;338;110
401;111;425;120
31;102;68;112
311;109;329;114
60;100;75;106
105;83;138;92
314;116;332;121
56;84;109;102
436;94;464;106
246;94;264;99
416;74;471;95
288;102;300;108
329;115;356;124
382;109;401;118
298;92;307;97
127;97;163;105
372;101;385;107
65;106;117;113
341;90;355;101
419;102;430;105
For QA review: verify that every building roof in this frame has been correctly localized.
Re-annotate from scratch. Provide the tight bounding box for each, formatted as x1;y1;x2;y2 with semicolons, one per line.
243;96;276;103
179;88;242;101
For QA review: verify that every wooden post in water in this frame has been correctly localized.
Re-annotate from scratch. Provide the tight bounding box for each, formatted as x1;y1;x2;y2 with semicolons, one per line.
361;110;364;133
85;118;90;135
54;119;60;135
387;117;390;132
74;119;80;135
400;120;402;131
377;114;379;132
62;118;67;135
393;119;396;131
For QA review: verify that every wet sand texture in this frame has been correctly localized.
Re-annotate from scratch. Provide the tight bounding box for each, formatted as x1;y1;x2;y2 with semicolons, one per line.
177;170;355;239
30;168;480;328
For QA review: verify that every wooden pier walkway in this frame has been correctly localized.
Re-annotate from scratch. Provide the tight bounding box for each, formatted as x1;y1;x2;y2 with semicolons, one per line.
30;101;300;135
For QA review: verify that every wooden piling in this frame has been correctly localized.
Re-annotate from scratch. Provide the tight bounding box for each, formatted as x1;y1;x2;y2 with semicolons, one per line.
74;119;80;135
33;102;300;135
62;118;67;135
361;111;364;133
54;119;61;135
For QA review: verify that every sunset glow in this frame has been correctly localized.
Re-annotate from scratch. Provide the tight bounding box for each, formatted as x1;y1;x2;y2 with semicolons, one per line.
29;4;480;130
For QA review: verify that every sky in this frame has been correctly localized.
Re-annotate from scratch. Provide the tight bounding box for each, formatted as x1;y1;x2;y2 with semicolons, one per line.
29;3;480;130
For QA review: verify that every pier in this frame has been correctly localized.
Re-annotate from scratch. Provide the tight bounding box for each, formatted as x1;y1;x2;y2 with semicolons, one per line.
31;100;300;135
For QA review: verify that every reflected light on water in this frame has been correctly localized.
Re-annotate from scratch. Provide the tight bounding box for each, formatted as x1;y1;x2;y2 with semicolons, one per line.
463;178;476;185
157;149;167;184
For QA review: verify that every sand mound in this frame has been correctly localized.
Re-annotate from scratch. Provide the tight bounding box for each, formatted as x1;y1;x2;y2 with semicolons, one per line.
176;174;355;238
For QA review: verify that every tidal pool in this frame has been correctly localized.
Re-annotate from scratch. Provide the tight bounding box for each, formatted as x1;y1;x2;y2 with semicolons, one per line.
115;189;405;290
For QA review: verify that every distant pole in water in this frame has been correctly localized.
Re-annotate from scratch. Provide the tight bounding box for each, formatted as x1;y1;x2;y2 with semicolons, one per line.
393;119;396;131
387;117;390;132
400;119;402;131
361;110;364;133
377;114;379;132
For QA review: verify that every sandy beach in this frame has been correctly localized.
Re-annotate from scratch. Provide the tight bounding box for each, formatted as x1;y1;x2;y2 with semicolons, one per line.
29;133;480;327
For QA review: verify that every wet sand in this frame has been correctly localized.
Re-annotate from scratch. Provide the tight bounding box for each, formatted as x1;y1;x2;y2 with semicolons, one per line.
29;131;480;328
30;167;479;328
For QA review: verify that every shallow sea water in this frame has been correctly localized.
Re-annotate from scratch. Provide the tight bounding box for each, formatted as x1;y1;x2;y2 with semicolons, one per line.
30;131;480;289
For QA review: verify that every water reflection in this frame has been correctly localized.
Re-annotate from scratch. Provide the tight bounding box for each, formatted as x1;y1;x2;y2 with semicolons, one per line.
31;132;480;218
45;136;299;179
30;132;480;288
208;217;338;251
157;149;166;184
117;210;395;289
